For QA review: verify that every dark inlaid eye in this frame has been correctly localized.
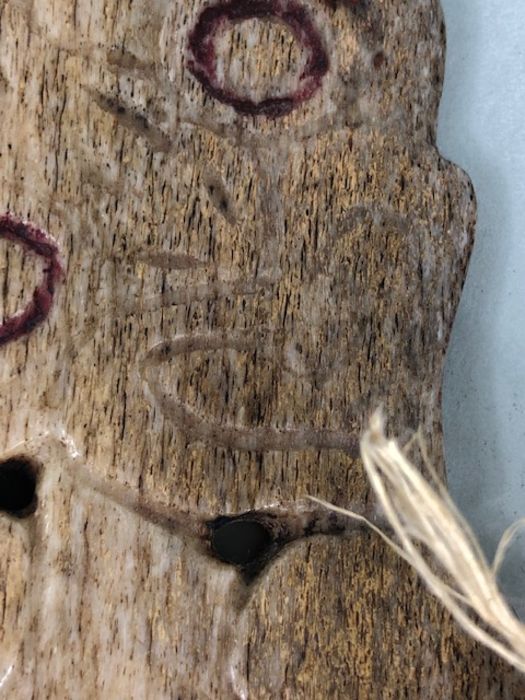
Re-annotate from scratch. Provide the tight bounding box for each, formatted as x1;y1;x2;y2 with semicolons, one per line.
187;0;329;118
0;458;38;517
211;518;273;565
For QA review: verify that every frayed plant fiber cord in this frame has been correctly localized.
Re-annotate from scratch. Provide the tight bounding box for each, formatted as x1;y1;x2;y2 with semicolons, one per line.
310;411;525;674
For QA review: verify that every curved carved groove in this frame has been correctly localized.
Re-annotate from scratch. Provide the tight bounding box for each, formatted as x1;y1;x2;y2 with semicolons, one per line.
207;505;370;583
315;204;414;270
143;332;360;456
126;276;276;314
0;433;369;588
89;89;172;153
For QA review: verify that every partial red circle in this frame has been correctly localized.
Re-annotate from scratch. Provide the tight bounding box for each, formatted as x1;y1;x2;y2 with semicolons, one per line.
187;0;330;118
0;213;63;347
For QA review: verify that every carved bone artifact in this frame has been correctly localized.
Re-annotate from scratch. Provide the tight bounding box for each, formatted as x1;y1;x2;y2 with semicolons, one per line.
0;0;523;697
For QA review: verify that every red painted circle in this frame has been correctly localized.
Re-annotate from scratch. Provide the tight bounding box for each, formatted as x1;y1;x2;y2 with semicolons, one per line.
187;0;330;118
0;213;63;347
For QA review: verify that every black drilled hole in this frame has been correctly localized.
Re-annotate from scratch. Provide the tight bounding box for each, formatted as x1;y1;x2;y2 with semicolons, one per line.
211;519;273;566
0;458;38;517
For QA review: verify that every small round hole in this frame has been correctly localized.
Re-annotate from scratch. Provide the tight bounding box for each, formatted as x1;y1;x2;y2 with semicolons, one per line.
211;519;272;566
0;458;38;517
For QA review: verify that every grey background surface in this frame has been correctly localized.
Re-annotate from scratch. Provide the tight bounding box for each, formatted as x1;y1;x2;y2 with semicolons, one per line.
438;0;525;615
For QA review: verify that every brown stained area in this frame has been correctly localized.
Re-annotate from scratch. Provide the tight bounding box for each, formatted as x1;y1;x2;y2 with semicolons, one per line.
373;49;386;69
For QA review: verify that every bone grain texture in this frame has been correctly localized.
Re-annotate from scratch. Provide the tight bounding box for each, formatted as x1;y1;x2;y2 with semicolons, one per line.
0;0;523;698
